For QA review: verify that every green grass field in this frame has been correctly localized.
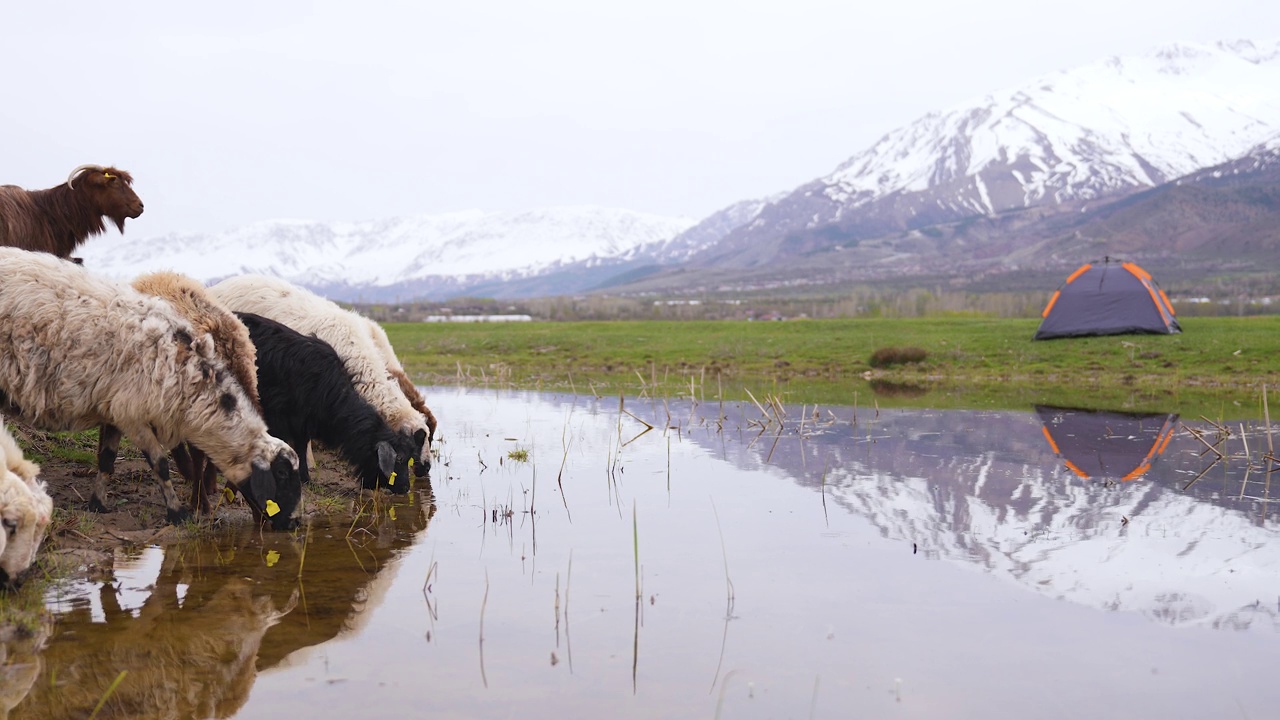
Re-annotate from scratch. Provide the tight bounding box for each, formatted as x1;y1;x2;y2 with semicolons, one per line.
385;316;1280;418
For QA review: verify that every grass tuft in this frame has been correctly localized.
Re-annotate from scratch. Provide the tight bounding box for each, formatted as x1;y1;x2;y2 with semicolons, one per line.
869;346;929;368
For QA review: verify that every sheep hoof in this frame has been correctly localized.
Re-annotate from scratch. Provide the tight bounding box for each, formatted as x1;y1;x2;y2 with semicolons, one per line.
87;496;109;513
165;507;193;525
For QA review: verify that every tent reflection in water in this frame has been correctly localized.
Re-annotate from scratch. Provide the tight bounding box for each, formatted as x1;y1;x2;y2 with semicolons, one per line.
1035;258;1180;340
1037;406;1179;481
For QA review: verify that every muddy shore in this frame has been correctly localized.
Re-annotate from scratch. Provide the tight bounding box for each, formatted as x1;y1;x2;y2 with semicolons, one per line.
11;423;387;581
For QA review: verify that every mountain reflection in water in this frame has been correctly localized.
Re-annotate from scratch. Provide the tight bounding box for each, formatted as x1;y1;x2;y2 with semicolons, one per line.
622;397;1280;632
13;489;434;719
6;388;1280;718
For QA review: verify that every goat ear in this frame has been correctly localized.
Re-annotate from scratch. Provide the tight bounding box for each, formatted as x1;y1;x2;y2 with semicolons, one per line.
376;441;396;478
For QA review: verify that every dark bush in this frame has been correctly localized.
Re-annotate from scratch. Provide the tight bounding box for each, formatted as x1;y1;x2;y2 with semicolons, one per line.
869;346;928;368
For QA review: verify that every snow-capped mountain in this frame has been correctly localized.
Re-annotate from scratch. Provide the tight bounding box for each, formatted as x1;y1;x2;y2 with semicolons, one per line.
78;207;694;301
81;40;1280;301
682;39;1280;269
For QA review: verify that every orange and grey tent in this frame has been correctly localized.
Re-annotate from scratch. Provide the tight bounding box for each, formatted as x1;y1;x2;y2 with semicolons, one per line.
1035;258;1179;340
1036;405;1178;481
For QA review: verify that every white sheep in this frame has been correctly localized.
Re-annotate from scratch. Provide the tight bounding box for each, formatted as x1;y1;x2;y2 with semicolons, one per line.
209;275;431;471
0;420;52;588
0;249;300;529
361;316;437;468
129;271;262;514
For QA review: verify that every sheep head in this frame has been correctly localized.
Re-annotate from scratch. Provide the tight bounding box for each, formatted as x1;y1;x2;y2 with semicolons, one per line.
67;164;145;233
0;475;52;590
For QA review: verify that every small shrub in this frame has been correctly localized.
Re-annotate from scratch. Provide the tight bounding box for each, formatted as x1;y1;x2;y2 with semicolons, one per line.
869;346;928;368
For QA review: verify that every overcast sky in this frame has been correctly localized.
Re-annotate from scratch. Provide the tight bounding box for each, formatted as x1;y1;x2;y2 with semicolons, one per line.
2;1;1276;236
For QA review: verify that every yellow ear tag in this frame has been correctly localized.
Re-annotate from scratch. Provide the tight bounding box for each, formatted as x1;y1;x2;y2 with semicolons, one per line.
223;487;235;503
388;471;396;486
389;507;397;521
265;550;280;567
265;499;281;517
408;458;414;469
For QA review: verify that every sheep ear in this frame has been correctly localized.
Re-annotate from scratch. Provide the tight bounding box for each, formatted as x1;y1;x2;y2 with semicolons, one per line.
193;332;215;358
376;441;396;477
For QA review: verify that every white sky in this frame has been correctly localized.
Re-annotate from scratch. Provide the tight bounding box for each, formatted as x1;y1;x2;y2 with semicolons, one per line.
2;1;1277;236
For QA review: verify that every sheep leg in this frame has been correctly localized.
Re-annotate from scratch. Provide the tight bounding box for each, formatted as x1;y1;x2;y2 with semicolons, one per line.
199;454;221;502
188;446;222;515
174;443;215;515
90;425;123;513
171;442;196;486
293;439;313;486
172;442;205;513
139;445;192;525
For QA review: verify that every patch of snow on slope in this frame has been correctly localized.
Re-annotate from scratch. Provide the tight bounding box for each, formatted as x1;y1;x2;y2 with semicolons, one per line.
79;206;694;288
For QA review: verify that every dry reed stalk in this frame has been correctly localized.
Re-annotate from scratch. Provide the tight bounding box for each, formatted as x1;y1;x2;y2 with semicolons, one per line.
1266;384;1274;456
744;387;769;423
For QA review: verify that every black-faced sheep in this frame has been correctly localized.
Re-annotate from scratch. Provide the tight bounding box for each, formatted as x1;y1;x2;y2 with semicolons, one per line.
236;312;419;493
0;165;144;259
209;276;431;473
0;420;52;589
127;271;263;514
0;249;300;529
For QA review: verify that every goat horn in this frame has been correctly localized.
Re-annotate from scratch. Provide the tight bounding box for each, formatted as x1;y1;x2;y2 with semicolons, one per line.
66;164;106;189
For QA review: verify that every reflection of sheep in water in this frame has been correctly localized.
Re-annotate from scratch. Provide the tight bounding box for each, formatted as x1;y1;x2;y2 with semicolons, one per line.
10;491;436;717
210;275;431;475
0;250;300;528
10;576;296;720
0;619;51;720
0;421;52;588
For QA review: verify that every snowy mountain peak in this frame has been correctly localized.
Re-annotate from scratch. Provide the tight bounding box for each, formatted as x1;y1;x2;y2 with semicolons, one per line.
79;206;694;300
823;40;1280;215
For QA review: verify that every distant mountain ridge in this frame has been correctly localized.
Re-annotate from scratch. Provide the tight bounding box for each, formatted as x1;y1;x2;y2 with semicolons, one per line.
79;207;694;301
80;39;1280;300
674;39;1280;271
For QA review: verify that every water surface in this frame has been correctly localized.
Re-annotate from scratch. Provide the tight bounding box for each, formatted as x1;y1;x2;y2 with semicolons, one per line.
8;388;1280;719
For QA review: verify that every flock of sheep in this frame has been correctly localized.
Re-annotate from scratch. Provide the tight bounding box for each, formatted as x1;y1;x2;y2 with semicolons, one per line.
0;165;439;589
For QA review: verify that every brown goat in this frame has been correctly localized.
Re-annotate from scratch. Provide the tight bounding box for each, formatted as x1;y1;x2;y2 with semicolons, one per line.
0;164;144;258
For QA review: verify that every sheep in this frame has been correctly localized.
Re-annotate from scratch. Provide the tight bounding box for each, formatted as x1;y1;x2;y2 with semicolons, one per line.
0;249;300;529
0;420;52;589
127;271;262;514
209;275;431;474
0;165;144;259
362;315;439;451
236;312;419;494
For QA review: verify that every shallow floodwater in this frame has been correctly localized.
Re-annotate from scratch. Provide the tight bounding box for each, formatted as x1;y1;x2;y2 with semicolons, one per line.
8;387;1280;718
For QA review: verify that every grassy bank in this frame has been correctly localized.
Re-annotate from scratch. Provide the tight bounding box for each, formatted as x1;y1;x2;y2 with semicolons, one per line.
385;316;1280;417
